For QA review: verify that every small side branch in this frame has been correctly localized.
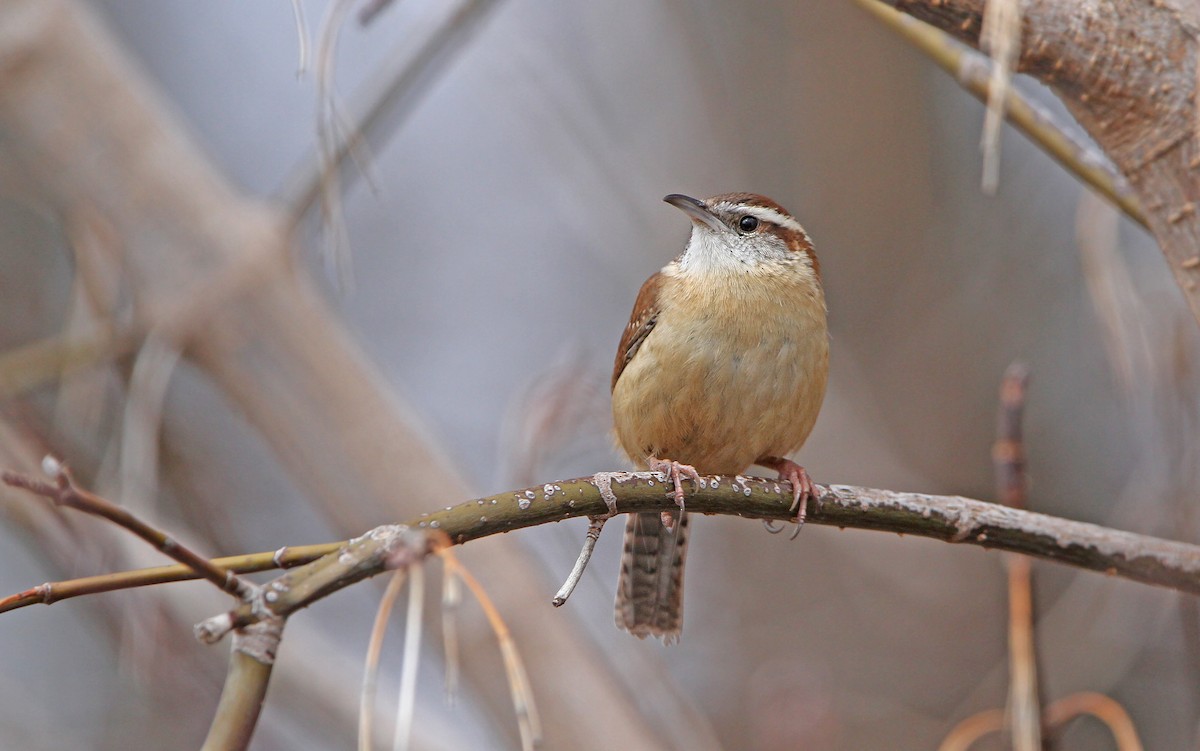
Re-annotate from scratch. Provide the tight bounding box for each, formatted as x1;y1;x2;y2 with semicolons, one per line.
552;516;607;607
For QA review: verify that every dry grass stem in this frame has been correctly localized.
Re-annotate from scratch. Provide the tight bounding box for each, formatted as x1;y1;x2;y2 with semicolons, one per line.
441;566;461;704
314;0;358;289
392;562;425;751
498;357;607;487
0;328;133;401
442;553;541;751
359;570;408;751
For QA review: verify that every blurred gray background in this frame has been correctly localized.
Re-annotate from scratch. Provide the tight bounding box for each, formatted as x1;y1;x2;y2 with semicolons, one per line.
0;0;1194;748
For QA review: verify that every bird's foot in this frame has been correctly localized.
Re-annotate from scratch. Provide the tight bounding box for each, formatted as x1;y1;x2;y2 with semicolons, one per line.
647;457;701;530
757;456;815;540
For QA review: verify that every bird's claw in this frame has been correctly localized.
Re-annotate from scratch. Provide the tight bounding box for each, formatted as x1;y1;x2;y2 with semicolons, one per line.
758;457;816;539
648;457;700;531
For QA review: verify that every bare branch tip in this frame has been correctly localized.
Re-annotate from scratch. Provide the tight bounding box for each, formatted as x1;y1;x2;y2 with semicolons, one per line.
195;612;236;645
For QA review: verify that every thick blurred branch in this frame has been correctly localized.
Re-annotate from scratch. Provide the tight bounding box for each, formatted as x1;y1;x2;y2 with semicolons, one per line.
885;0;1200;326
0;2;663;748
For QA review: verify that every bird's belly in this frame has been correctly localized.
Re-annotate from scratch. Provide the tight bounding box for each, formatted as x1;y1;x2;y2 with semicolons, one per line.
611;318;828;474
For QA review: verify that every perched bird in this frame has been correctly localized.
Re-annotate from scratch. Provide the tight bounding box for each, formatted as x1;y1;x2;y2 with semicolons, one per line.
610;192;829;642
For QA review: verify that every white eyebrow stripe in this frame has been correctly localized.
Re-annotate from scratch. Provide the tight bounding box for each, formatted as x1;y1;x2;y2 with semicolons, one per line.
714;202;805;234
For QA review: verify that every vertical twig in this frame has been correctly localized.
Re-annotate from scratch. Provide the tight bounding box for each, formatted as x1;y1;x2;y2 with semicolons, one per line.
993;365;1041;751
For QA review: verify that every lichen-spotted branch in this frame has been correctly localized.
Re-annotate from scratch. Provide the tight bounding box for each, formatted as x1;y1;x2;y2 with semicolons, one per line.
190;472;1200;638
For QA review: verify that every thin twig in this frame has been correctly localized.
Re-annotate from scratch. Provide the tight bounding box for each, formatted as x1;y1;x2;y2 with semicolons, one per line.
1006;556;1041;751
993;365;1041;751
552;516;607;607
0;542;340;613
993;364;1030;509
1;459;255;601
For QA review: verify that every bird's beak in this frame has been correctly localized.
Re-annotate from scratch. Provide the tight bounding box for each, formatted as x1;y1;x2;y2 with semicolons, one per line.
664;194;724;232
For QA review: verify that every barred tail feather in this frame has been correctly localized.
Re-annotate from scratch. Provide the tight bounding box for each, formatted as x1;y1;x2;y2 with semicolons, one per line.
614;511;689;643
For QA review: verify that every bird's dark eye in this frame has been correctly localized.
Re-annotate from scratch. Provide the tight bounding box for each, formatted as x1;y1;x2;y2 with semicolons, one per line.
738;215;759;232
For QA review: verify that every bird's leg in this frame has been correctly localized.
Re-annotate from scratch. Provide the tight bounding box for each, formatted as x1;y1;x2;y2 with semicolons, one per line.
646;456;701;530
756;456;815;533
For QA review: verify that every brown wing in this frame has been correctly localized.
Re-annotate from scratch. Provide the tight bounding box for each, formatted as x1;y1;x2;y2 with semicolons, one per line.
612;271;664;391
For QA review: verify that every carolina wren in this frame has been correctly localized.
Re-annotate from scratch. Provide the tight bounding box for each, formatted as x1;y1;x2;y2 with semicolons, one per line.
610;192;829;642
